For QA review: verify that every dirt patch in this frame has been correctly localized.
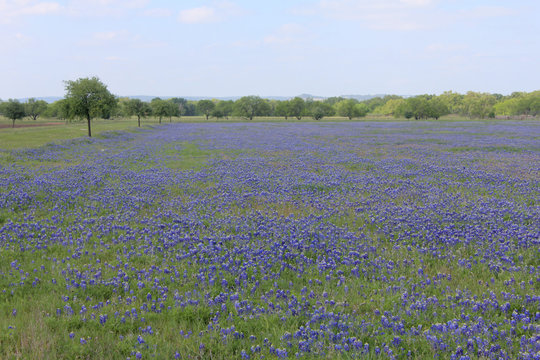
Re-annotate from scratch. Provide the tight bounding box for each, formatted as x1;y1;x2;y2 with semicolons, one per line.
0;122;64;129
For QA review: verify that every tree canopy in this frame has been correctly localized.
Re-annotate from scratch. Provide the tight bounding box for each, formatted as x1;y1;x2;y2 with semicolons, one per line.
197;100;215;120
25;98;48;121
234;96;271;120
64;77;117;137
3;99;26;128
125;99;152;127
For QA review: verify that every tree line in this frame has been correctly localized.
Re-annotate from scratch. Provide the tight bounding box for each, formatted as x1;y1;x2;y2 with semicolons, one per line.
1;77;539;136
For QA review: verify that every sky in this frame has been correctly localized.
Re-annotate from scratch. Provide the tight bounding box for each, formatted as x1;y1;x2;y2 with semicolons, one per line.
0;0;539;99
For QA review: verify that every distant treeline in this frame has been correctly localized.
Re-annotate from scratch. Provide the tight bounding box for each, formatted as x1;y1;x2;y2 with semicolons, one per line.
1;91;539;124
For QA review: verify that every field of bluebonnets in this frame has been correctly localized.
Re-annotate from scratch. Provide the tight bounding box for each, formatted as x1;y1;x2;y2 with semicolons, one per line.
0;121;539;360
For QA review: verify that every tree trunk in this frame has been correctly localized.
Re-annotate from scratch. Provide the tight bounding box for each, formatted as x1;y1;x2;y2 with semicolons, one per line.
159;117;162;124
87;115;92;137
137;115;141;127
12;119;15;128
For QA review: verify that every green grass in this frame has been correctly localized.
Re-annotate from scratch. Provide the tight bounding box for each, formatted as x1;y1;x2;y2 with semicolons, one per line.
0;119;151;151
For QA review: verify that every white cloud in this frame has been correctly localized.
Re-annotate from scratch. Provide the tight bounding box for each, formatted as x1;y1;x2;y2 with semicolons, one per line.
178;1;243;24
293;0;443;31
0;0;62;23
264;24;306;45
178;6;217;24
297;1;517;31
143;8;172;17
64;0;149;17
93;30;129;41
313;0;436;30
460;6;517;19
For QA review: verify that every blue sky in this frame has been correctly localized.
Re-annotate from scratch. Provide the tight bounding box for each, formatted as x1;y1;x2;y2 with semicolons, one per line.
1;0;538;98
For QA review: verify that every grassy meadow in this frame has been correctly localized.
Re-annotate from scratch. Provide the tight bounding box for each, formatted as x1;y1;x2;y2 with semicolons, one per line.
0;120;539;359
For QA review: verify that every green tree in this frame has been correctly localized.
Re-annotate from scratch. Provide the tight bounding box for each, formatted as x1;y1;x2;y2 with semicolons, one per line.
274;100;290;119
372;98;405;116
64;77;117;137
309;101;334;120
213;100;234;119
463;92;497;118
25;98;48;121
197;100;215;120
438;91;464;115
335;99;360;119
150;98;169;124
323;97;346;106
427;97;449;120
516;91;540;116
183;101;197;116
170;97;188;118
125;99;152;127
288;97;305;120
354;103;369;117
4;99;26;128
166;100;179;122
234;96;271;120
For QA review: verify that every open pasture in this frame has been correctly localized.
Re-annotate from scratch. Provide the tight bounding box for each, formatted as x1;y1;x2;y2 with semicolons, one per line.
0;121;539;359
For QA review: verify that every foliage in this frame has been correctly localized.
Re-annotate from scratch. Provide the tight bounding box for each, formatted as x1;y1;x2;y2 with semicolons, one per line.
150;98;170;124
24;98;48;121
308;101;334;120
170;97;188;117
212;100;234;119
395;95;449;120
494;91;540;117
274;100;290;119
288;97;305;120
462;92;497;118
233;96;271;120
371;99;406;116
64;77;117;136
197;100;215;120
125;99;152;127
3;99;26;127
335;99;359;119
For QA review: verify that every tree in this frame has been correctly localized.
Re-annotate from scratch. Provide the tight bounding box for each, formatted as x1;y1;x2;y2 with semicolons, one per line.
170;97;188;118
25;98;48;121
426;97;449;120
335;99;360;119
4;99;26;128
213;100;234;119
183;101;197;116
438;91;464;115
288;97;305;120
463;92;497;119
150;98;169;124
354;103;369;117
372;98;405;116
274;100;290;119
166;100;179;122
197;100;215;120
125;99;152;127
309;101;334;120
324;97;346;106
234;96;271;120
64;77;117;137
